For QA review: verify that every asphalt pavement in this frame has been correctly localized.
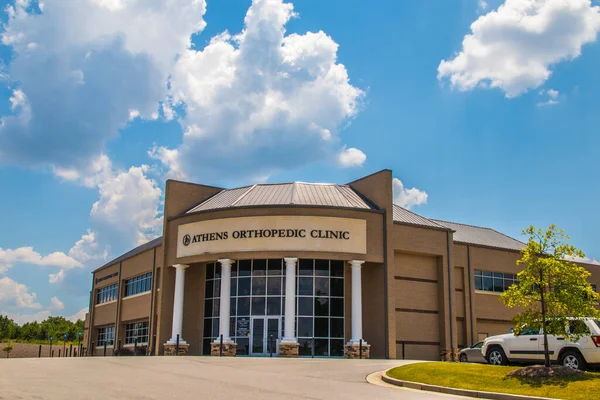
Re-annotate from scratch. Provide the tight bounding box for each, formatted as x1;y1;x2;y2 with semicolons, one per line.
0;357;463;400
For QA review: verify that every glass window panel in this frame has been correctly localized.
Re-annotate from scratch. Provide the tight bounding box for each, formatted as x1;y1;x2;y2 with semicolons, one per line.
205;280;214;299
206;263;215;280
213;279;221;298
315;260;329;276
298;259;313;276
483;271;492;278
238;260;251;276
204;299;213;317
230;298;237;316
230;317;235;338
330;298;343;317
474;270;482;277
475;276;483;291
315;278;329;296
330;278;343;297
266;297;281;315
202;339;212;355
493;272;503;279
315;339;328;356
252;259;266;276
213;299;220;317
503;278;513;291
297;317;313;337
252;277;266;296
267;277;281;295
267;259;282;275
493;277;504;292
251;297;265;315
330;318;344;338
298;338;313;356
231;262;238;277
236;338;249;355
231;277;237;297
298;277;313;296
330;260;344;278
215;263;221;279
330;339;344;357
212;318;219;337
483;277;493;292
315;297;329;316
298;297;313;316
203;318;212;338
238;278;251;296
314;318;328;337
237;297;250;316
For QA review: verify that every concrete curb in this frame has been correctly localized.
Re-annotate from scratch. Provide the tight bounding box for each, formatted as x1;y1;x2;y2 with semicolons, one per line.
381;368;554;400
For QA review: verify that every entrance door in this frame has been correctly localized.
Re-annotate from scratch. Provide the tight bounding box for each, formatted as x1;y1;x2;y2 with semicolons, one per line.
250;317;281;356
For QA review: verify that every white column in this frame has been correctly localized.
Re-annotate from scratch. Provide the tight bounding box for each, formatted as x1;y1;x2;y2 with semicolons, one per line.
349;260;366;345
168;264;189;344
214;259;234;344
282;257;298;343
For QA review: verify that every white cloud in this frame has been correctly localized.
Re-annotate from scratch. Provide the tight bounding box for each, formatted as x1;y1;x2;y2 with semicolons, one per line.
438;0;600;97
68;229;108;264
537;88;560;106
49;296;64;311
157;0;364;181
337;147;366;167
479;0;489;11
48;269;65;284
0;276;42;309
67;307;88;323
91;164;163;246
2;310;51;325
0;0;207;171
393;178;428;209
0;246;82;274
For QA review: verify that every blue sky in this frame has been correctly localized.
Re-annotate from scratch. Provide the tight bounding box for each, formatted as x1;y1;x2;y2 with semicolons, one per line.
1;0;599;323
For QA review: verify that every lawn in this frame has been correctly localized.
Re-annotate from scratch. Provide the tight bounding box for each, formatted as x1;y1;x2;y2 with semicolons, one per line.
386;363;600;400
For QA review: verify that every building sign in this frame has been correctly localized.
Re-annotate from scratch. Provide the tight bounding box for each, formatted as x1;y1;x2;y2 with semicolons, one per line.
237;318;250;337
176;216;367;257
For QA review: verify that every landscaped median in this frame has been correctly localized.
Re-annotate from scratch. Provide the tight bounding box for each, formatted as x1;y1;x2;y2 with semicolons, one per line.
383;363;600;400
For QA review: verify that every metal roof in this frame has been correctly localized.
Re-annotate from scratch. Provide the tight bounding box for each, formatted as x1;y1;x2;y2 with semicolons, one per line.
393;204;448;230
187;182;373;213
432;219;526;251
93;236;162;273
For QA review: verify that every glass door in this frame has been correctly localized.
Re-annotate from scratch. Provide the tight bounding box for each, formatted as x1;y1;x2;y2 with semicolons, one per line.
250;317;281;356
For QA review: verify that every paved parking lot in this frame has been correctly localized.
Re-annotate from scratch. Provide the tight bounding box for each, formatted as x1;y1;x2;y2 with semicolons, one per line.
0;357;458;399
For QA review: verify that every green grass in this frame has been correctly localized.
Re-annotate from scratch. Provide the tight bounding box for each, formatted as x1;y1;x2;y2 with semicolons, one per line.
387;363;600;400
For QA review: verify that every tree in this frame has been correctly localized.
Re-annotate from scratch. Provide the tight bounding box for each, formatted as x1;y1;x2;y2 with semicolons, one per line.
2;343;14;358
501;225;600;368
0;315;20;340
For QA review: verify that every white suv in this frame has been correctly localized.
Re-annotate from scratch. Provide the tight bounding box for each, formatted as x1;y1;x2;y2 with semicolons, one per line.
481;318;600;370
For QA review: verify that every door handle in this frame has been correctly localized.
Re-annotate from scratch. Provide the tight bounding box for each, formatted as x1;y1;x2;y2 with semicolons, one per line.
529;338;538;341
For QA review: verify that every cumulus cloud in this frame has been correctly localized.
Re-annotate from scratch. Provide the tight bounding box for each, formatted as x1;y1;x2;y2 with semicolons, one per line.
438;0;600;97
0;0;207;171
0;276;42;309
49;296;64;310
337;147;366;168
393;178;428;209
2;310;52;325
537;88;559;106
479;0;489;11
67;307;88;323
155;0;364;181
48;269;65;285
0;246;82;274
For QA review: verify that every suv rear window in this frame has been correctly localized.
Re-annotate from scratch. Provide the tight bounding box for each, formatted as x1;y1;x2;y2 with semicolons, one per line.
596;320;600;330
568;320;590;335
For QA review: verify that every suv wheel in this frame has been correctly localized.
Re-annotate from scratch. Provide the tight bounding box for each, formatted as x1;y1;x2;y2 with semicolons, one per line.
459;354;468;363
561;351;585;371
487;347;508;366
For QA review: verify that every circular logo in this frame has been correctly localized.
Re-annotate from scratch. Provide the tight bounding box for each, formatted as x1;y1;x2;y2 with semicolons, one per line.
183;234;191;246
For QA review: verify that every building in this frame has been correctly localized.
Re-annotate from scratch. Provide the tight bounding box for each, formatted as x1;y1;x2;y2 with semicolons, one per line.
84;170;600;359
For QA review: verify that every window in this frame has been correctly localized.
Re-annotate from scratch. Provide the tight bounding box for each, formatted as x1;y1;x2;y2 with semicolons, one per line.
125;321;149;344
474;270;517;293
97;326;114;346
124;273;152;297
592;284;597;293
96;284;118;304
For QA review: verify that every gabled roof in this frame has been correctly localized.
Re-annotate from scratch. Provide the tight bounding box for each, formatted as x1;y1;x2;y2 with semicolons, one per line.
186;182;374;213
93;236;162;273
432;219;526;251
